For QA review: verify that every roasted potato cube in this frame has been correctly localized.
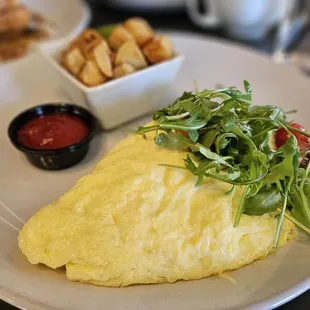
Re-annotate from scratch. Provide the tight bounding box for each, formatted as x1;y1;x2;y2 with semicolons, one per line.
92;41;112;77
143;35;174;63
83;40;111;61
124;18;154;47
113;63;135;79
98;38;111;55
79;60;106;87
62;46;86;76
74;29;101;49
115;40;147;69
74;29;111;58
108;25;134;50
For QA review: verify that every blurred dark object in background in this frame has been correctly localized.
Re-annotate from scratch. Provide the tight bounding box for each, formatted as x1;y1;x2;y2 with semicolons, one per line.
87;0;309;54
98;0;185;12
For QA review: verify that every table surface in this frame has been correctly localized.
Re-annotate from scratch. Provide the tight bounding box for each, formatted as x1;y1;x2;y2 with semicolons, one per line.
2;1;310;309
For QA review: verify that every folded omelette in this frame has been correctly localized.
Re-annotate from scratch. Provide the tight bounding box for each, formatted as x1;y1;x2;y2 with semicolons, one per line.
18;129;296;287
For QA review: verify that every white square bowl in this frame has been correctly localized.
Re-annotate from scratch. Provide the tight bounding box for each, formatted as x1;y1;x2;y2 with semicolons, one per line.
39;40;184;129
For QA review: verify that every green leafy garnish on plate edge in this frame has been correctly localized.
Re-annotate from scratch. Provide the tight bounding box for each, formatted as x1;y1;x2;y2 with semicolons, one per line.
137;80;310;248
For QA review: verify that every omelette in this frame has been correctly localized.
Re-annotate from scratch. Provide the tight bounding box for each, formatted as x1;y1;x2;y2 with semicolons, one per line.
18;129;296;287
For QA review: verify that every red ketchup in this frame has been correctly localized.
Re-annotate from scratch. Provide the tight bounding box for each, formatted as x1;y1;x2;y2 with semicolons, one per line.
17;113;90;150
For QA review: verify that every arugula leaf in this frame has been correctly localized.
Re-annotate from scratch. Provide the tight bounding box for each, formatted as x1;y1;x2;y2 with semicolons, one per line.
212;99;236;115
225;167;241;180
290;162;310;229
266;136;298;184
266;156;295;184
237;123;252;137
234;185;250;226
184;156;216;186
159;116;207;131
155;132;191;150
244;187;282;216
199;129;220;148
221;112;235;132
136;125;158;135
257;129;277;153
249;105;287;123
180;100;211;120
280;134;299;156
188;130;199;143
244;80;252;94
215;133;237;154
230;124;258;152
198;145;231;166
274;177;293;248
184;155;197;173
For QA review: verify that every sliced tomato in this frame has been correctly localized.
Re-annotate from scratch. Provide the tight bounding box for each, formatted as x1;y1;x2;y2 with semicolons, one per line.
175;130;189;138
275;123;309;153
297;139;309;155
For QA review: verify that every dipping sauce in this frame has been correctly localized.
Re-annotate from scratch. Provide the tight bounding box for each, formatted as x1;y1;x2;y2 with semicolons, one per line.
17;113;90;150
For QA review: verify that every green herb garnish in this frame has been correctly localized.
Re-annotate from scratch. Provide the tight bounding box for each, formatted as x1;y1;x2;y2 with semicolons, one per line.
96;24;117;39
136;81;310;247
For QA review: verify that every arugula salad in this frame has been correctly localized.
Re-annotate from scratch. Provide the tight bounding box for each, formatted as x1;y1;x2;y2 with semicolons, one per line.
137;81;310;247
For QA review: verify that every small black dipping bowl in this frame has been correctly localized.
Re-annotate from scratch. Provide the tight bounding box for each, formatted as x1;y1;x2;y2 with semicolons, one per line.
8;104;98;170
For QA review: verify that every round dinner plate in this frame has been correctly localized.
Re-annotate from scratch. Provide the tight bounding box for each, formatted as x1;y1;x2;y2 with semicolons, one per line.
15;0;91;47
29;0;91;40
1;32;310;310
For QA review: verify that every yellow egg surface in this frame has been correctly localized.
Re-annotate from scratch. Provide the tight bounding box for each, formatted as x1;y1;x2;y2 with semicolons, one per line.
18;130;296;287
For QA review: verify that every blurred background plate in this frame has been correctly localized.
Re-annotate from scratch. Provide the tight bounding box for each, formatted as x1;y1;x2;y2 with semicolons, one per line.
1;31;310;310
27;0;91;40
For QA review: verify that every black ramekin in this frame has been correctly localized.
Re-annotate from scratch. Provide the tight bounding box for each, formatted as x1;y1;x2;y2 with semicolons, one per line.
8;103;98;170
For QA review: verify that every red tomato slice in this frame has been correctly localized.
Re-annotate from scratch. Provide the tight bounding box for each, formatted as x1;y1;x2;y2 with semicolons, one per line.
275;123;309;153
175;130;189;138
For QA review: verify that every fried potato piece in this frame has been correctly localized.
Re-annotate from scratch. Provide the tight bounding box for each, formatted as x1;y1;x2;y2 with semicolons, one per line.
74;29;102;48
74;29;111;58
83;38;111;60
62;46;86;76
79;60;106;87
92;41;112;77
124;17;154;47
61;29;114;86
143;35;174;64
0;6;30;33
113;63;135;79
108;25;134;51
115;40;147;69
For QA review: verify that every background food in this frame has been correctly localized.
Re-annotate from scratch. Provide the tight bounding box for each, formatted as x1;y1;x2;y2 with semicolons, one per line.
61;17;175;87
0;0;51;61
0;6;30;33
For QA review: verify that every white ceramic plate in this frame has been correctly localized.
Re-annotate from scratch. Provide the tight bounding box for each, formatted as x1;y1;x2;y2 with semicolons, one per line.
1;32;310;310
22;0;90;41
